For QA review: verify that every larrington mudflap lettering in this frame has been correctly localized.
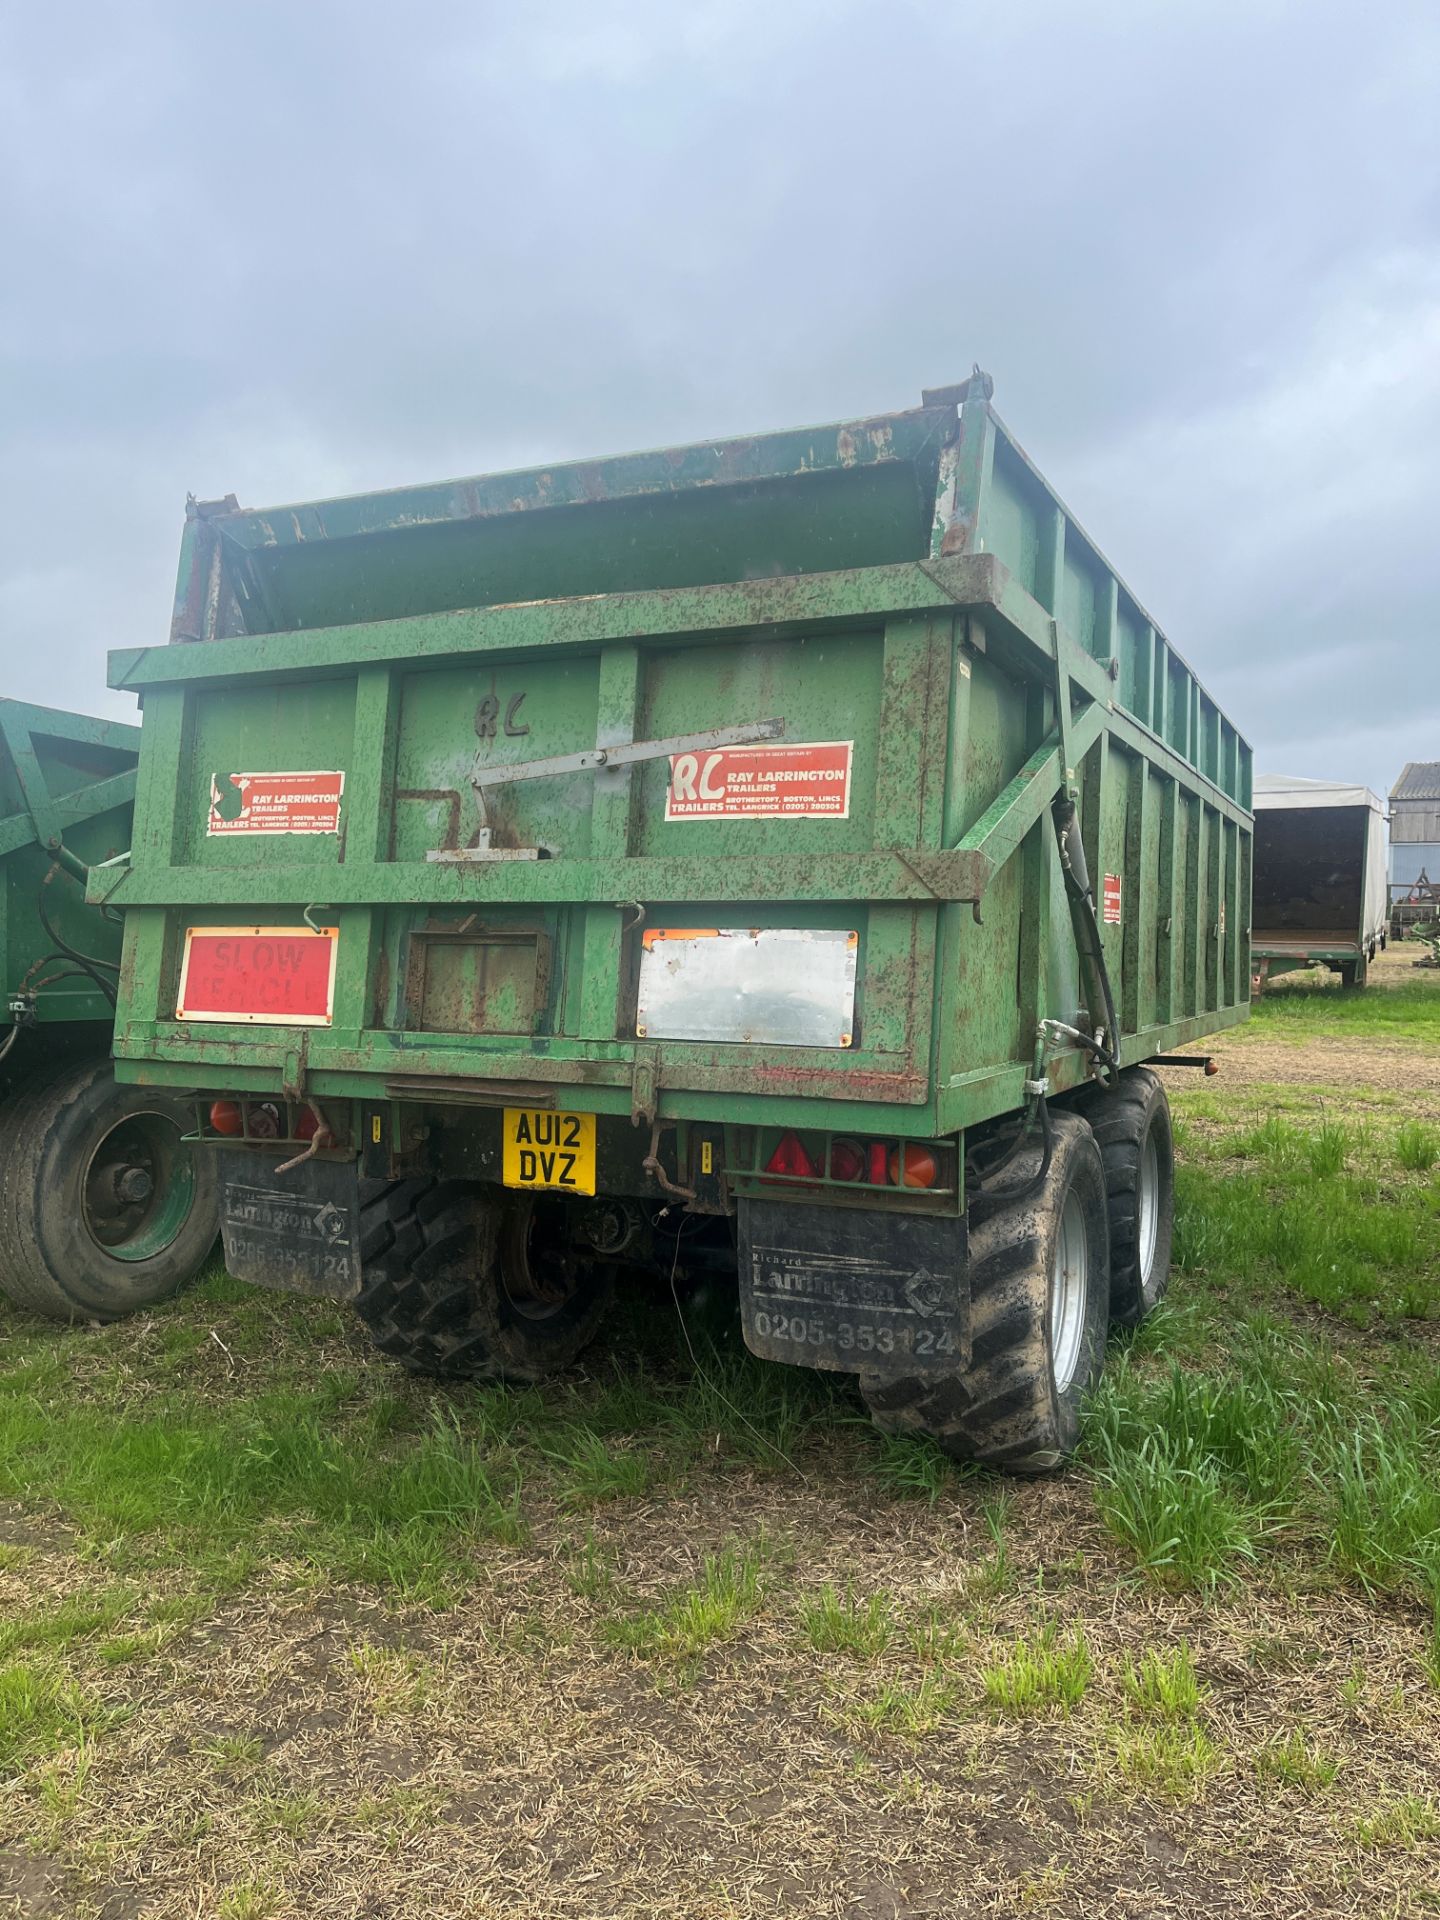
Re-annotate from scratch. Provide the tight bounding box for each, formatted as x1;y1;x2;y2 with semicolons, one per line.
738;1199;968;1376
217;1149;361;1301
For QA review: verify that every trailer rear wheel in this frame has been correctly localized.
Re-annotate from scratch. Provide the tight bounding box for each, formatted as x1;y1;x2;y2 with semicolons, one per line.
859;1111;1109;1474
1339;957;1366;988
353;1179;611;1382
0;1057;219;1321
1066;1067;1174;1329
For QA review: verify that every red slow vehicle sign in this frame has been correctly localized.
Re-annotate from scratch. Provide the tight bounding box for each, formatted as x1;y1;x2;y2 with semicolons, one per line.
175;926;338;1025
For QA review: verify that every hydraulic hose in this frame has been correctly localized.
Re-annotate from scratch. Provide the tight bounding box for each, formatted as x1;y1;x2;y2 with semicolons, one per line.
23;940;116;1009
38;879;120;976
972;1093;1054;1210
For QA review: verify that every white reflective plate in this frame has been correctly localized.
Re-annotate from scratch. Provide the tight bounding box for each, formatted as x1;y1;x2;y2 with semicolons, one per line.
636;927;857;1048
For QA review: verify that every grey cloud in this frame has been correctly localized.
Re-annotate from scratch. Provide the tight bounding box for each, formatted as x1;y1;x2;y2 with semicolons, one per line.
2;0;1437;802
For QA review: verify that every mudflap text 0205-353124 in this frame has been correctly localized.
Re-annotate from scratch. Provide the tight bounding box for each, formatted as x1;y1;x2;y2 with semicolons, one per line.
216;1148;361;1301
737;1199;968;1377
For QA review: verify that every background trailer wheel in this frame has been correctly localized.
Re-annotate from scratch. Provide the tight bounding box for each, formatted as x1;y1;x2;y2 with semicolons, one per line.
354;1178;612;1381
861;1111;1109;1474
1065;1066;1175;1329
0;1057;219;1321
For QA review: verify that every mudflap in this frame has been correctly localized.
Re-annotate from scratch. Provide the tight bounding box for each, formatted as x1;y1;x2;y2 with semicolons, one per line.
737;1198;969;1379
216;1148;362;1302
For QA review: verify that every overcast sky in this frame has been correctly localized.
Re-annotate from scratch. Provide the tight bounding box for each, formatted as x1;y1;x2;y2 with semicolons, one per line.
2;0;1436;802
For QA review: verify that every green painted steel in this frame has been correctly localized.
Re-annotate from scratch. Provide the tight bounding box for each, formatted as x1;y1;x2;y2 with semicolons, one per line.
100;376;1252;1152
1;699;137;1035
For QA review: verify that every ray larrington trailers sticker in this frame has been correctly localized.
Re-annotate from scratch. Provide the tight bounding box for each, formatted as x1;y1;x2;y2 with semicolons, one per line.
208;770;345;835
664;741;853;820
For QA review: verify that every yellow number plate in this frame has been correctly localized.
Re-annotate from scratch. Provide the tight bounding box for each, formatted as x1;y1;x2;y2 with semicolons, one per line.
502;1108;596;1196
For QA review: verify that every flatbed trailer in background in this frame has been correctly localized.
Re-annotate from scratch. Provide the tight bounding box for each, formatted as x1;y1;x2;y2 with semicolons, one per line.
88;372;1252;1471
0;698;218;1320
1251;775;1388;991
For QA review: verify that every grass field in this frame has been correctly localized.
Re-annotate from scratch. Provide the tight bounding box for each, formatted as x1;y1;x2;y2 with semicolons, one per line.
1;948;1438;1917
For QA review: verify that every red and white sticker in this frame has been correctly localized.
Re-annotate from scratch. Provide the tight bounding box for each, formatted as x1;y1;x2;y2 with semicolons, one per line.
176;926;338;1026
1102;873;1123;925
664;741;853;821
208;771;344;836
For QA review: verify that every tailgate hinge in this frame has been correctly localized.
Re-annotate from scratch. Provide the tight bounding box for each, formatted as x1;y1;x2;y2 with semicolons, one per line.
282;1033;310;1103
630;1045;660;1128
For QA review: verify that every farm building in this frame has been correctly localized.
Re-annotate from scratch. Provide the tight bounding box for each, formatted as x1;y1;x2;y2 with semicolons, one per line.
1391;761;1440;892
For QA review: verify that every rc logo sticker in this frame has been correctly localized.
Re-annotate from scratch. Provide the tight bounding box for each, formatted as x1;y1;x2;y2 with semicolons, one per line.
665;741;853;820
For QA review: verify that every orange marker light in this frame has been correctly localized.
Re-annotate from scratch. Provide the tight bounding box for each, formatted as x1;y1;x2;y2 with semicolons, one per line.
209;1100;244;1136
889;1144;938;1189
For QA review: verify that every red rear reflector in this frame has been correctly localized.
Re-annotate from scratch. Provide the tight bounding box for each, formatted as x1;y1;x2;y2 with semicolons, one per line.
890;1144;939;1189
294;1106;320;1141
828;1137;865;1182
176;925;338;1026
866;1141;890;1185
209;1100;244;1136
765;1131;816;1179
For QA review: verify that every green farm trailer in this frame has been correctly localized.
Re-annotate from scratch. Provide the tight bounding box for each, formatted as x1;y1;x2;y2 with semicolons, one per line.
88;373;1252;1469
0;699;218;1320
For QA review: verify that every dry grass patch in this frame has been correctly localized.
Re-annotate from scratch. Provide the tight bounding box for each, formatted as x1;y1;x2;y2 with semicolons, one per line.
0;967;1438;1914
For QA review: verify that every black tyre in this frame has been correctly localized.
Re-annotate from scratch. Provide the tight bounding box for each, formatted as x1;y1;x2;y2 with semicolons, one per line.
1339;957;1366;988
860;1111;1109;1474
1066;1066;1174;1329
354;1178;611;1381
0;1057;219;1321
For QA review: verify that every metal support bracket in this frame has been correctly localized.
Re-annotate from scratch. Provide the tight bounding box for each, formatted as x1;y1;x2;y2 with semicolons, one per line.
430;719;788;862
470;719;784;794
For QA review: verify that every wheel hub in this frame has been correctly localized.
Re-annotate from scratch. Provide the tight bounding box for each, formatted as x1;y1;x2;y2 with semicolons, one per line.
1049;1188;1089;1394
1137;1130;1161;1288
114;1166;154;1206
82;1110;196;1263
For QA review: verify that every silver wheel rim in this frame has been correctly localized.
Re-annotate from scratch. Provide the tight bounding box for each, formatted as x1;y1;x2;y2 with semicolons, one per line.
1137;1129;1161;1292
1050;1189;1089;1394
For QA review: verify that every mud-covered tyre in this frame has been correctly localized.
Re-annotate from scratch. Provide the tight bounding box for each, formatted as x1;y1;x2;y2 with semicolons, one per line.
353;1178;612;1382
1065;1067;1174;1329
0;1057;220;1321
859;1111;1109;1475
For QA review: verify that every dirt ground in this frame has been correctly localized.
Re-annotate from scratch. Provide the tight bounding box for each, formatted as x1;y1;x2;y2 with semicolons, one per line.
1;958;1438;1918
4;1479;1437;1920
1181;944;1440;1112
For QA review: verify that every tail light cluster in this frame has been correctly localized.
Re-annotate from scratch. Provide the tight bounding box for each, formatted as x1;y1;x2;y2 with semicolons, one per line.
209;1100;321;1143
763;1129;940;1190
